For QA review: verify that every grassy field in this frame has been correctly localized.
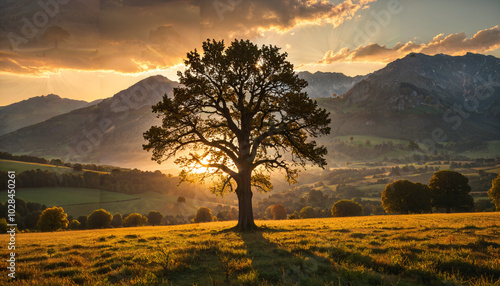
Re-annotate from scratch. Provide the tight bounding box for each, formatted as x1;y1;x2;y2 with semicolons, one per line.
1;213;499;285
11;187;229;218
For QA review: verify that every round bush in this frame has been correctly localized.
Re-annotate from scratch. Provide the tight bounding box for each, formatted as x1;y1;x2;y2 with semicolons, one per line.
87;209;113;229
123;213;148;227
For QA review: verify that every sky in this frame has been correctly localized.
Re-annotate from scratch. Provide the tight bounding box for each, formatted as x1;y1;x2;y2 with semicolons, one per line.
0;0;499;106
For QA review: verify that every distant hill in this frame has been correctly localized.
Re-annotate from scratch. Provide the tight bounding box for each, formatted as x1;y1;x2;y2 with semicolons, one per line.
0;75;179;168
298;71;366;98
0;94;88;135
321;53;500;143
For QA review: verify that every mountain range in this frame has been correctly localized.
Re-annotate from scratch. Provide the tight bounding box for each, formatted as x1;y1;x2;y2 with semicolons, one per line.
323;53;500;142
298;71;366;98
0;53;499;168
0;94;88;136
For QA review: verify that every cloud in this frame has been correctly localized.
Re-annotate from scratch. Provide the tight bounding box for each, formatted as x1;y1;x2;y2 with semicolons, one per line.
199;0;375;39
319;26;500;64
0;0;375;75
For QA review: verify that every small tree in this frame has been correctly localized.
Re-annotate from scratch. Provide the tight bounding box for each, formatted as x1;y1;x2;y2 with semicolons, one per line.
147;211;164;226
271;204;287;220
177;196;186;203
193;207;212;223
332;200;363;217
73;163;83;171
111;213;123;228
87;209;113;229
123;213;148;227
429;170;473;213
37;206;68;231
382;180;431;214
488;172;500;211
299;206;315;219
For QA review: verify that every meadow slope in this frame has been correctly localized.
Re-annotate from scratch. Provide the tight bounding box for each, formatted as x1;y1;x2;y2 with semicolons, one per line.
0;213;499;285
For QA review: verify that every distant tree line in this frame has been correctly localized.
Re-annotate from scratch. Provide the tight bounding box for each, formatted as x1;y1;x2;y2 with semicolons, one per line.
0;168;205;197
0;201;197;232
0;152;49;164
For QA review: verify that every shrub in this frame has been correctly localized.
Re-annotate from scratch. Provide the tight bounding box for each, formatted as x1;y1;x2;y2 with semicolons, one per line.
332;200;363;217
37;206;69;231
87;209;113;229
123;213;148;227
193;207;212;223
177;196;186;203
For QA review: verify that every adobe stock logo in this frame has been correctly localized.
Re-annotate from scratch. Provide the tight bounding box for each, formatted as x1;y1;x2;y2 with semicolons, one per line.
7;0;71;51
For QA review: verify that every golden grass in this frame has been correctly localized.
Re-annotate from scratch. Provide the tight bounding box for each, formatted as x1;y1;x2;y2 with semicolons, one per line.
1;213;499;285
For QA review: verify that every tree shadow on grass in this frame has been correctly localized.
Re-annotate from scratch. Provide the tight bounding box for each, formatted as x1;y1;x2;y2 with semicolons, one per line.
237;227;331;285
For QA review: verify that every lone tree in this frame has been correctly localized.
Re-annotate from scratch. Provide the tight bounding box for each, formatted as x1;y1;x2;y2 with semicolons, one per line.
429;170;473;213
487;172;500;211
143;39;330;230
381;180;432;214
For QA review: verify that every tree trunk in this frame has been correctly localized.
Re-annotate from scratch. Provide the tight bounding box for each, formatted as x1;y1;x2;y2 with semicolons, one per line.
235;170;257;231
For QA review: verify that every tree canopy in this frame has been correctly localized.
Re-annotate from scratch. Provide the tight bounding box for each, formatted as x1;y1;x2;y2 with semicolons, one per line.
143;39;330;230
381;180;431;214
37;206;68;232
429;170;473;213
87;209;113;229
332;199;363;217
193;207;213;223
271;204;287;220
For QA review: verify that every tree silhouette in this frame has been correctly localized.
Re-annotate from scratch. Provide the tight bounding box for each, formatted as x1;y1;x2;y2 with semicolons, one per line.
144;39;330;230
42;26;70;49
429;170;473;213
87;209;113;229
147;210;164;226
332;199;363;217
381;180;431;214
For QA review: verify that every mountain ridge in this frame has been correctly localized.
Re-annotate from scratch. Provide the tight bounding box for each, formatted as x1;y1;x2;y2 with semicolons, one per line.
0;94;89;136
